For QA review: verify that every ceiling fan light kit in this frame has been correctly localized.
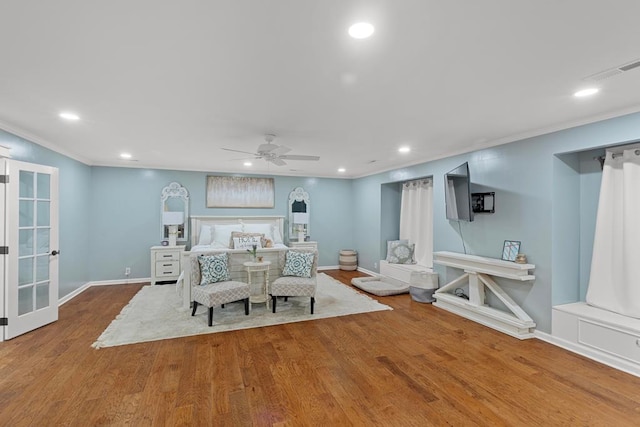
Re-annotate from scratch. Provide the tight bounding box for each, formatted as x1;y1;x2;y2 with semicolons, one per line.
221;134;320;167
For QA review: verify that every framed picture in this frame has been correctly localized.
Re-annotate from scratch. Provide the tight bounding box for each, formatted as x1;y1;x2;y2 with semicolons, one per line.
502;240;521;262
206;176;275;208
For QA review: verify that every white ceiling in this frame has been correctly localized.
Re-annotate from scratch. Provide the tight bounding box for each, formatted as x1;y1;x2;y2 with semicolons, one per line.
2;1;640;178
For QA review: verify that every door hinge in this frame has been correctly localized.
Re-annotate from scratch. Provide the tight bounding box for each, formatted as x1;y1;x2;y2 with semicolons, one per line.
0;246;7;255
0;318;7;326
0;175;8;184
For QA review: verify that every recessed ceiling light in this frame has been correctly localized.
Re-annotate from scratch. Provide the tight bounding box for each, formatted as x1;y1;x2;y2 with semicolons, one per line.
244;161;252;166
574;87;599;97
348;22;374;39
120;153;132;159
59;112;80;121
338;168;346;173
398;146;411;153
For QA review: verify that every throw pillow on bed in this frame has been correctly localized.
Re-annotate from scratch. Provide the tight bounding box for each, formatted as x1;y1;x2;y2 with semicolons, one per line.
229;231;265;249
282;250;314;278
198;253;230;285
232;235;263;250
386;240;415;264
212;224;242;247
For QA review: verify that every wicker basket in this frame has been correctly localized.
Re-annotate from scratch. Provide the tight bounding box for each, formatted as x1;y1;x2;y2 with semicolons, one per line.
339;249;358;271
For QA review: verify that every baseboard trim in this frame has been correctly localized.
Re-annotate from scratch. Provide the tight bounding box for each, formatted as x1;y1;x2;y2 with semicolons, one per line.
57;278;150;307
87;277;150;287
318;265;340;271
357;267;377;276
534;330;640;378
58;283;92;306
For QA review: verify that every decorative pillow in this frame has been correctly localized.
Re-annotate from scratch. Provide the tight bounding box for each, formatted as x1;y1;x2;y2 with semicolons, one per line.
229;231;265;249
386;239;407;261
212;224;242;248
232;236;263;250
198;253;230;285
386;240;415;264
197;225;212;246
243;223;274;241
282;250;314;278
263;238;273;248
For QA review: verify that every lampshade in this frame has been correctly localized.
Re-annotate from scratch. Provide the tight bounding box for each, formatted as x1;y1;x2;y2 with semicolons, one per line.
293;212;309;224
162;211;184;225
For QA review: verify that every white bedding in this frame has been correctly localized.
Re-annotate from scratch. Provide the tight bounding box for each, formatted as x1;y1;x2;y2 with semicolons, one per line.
190;216;286;248
190;243;288;253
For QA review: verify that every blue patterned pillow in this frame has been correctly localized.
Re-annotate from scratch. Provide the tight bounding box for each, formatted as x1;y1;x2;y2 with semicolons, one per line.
198;253;230;285
282;250;314;278
386;240;415;264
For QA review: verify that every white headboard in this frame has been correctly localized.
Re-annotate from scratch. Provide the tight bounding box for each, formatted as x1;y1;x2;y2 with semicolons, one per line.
190;215;285;247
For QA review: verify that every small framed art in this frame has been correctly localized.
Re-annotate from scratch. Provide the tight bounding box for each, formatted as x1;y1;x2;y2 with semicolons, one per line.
502;240;521;262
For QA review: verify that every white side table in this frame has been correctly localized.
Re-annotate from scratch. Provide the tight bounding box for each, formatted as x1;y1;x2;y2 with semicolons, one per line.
244;261;271;309
150;245;186;285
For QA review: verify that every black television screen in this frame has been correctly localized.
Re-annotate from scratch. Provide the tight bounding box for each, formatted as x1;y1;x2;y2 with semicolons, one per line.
445;162;474;222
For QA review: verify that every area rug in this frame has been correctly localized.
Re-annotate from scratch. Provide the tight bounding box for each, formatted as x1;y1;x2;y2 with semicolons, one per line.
92;273;392;348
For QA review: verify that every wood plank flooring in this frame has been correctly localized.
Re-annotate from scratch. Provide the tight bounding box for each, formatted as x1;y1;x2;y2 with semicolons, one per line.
1;270;640;426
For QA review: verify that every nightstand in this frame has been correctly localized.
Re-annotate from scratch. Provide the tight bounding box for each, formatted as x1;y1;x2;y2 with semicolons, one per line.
151;245;186;285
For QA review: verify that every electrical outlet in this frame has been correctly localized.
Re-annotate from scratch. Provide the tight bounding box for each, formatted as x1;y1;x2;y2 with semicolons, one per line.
374;262;378;269
125;267;131;276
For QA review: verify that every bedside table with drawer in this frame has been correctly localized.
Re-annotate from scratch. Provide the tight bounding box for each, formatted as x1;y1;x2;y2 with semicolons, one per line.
151;245;186;285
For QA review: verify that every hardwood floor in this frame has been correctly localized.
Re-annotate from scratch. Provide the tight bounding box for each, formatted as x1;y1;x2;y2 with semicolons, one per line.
1;270;639;426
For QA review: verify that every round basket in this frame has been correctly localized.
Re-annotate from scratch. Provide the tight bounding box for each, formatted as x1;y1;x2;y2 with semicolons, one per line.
339;249;358;271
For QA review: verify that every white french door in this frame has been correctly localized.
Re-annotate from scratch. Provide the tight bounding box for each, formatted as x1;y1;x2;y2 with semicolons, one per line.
1;159;59;340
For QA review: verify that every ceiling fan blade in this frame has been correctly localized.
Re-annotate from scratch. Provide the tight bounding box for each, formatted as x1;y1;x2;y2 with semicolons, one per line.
230;156;260;161
279;155;320;161
268;157;287;166
257;143;278;153
271;145;292;156
221;148;257;155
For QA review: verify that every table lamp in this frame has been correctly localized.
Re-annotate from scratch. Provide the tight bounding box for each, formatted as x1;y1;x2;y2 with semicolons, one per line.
163;211;184;246
292;212;309;242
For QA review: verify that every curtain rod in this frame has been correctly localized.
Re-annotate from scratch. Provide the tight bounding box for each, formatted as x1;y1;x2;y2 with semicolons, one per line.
593;149;640;169
403;178;431;186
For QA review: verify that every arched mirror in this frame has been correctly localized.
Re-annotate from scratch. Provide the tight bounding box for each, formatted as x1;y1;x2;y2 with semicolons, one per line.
288;187;310;242
161;182;189;245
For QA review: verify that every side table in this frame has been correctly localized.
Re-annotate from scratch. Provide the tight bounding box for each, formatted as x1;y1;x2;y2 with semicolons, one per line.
150;245;186;285
244;261;271;309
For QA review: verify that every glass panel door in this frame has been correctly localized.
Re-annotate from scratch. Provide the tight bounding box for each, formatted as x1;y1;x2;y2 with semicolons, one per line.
5;160;59;340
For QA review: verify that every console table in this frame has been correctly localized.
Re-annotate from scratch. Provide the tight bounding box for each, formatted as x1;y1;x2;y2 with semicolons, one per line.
433;251;536;339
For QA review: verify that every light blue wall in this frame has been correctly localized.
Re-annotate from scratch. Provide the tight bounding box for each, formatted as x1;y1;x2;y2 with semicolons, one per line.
0;130;92;298
352;112;640;333
89;168;353;280
3;109;638;331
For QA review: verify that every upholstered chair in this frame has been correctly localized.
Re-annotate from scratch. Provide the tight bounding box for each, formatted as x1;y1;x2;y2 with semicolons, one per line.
270;249;318;314
191;253;250;326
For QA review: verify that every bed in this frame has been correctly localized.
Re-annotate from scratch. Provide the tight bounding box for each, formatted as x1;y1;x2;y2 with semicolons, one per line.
179;216;289;308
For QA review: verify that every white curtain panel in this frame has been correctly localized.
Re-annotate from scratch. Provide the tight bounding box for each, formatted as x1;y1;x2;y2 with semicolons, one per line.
586;147;640;318
399;178;433;267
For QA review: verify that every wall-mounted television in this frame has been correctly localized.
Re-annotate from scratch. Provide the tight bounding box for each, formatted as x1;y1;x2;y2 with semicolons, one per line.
445;162;474;222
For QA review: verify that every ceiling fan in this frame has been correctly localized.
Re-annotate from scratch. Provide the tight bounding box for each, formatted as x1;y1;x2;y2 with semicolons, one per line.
221;134;320;166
